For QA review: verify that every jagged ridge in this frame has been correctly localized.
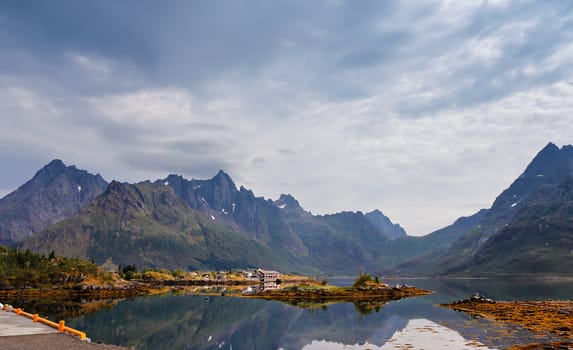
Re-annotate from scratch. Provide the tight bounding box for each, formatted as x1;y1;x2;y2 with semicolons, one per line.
0;159;108;243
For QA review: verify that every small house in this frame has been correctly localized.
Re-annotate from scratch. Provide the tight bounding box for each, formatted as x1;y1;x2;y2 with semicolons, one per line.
256;268;280;282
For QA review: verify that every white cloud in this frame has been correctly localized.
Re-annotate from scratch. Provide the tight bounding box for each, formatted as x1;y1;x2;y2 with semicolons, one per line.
67;53;112;74
88;88;195;126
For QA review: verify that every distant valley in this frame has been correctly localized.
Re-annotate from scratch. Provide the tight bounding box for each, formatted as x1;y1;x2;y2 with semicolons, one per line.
1;142;572;277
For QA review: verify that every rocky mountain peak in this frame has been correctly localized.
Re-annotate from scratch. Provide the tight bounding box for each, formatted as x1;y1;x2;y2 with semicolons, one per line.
0;160;108;243
521;142;565;178
214;169;230;178
45;158;66;169
493;142;573;211
104;180;128;194
275;194;302;208
33;159;69;182
365;209;407;240
210;170;238;193
274;193;310;218
562;144;573;155
164;174;184;182
368;209;384;217
239;186;254;196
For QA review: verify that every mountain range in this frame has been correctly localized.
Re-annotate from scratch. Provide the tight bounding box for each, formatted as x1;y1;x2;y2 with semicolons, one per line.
1;159;410;274
1;142;572;276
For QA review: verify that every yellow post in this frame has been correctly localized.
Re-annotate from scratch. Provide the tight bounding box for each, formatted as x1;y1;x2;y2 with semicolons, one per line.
58;320;65;332
33;314;39;322
16;308;21;315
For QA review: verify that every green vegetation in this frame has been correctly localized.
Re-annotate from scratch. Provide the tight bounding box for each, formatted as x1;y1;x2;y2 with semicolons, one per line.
23;181;300;273
280;283;340;292
352;273;384;288
0;245;111;288
353;273;372;287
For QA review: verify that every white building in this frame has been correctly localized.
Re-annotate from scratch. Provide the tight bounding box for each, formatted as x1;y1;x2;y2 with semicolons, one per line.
255;268;280;282
241;270;254;279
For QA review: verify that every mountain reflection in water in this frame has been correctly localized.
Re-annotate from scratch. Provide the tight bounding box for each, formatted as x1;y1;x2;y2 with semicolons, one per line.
53;279;573;349
302;319;494;350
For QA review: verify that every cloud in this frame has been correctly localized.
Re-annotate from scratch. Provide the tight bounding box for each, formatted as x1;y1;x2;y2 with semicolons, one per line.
0;1;572;234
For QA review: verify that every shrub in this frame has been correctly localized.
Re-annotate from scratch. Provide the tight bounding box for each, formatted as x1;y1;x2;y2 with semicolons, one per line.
353;273;373;288
141;270;173;281
172;269;185;278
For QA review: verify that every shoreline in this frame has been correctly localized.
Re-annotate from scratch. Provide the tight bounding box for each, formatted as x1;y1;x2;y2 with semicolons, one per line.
0;279;431;306
442;297;573;349
383;275;573;281
243;285;431;302
3;285;571;350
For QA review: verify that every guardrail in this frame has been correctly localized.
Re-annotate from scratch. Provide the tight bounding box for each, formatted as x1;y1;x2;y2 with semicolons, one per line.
2;304;87;340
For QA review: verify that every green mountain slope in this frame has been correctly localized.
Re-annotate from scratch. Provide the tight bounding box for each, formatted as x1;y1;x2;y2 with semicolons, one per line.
450;172;573;276
158;173;309;257
159;173;428;274
23;181;297;272
384;209;488;275
401;143;573;276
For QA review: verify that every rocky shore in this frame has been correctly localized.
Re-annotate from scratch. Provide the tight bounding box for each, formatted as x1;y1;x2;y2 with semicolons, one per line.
244;283;431;303
442;293;573;350
0;282;154;300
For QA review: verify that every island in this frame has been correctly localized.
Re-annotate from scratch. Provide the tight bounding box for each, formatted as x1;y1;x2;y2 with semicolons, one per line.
242;274;431;305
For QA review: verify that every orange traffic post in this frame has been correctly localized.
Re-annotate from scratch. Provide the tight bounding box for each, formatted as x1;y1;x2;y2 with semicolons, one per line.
16;308;21;315
58;320;65;332
33;314;39;322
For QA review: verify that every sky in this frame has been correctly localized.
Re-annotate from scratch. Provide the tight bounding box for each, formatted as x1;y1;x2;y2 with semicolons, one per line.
1;1;573;236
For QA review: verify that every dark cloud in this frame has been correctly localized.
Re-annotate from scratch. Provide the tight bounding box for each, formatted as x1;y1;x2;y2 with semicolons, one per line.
172;140;229;154
121;151;236;180
2;0;570;107
0;1;154;63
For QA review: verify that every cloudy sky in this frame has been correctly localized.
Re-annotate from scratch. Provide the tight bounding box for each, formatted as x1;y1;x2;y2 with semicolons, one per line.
1;1;573;235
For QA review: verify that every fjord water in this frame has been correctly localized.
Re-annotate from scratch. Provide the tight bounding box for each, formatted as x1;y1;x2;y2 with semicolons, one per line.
55;279;573;350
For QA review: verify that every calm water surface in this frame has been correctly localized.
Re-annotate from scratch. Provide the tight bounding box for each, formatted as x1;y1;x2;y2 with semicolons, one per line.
11;279;573;349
